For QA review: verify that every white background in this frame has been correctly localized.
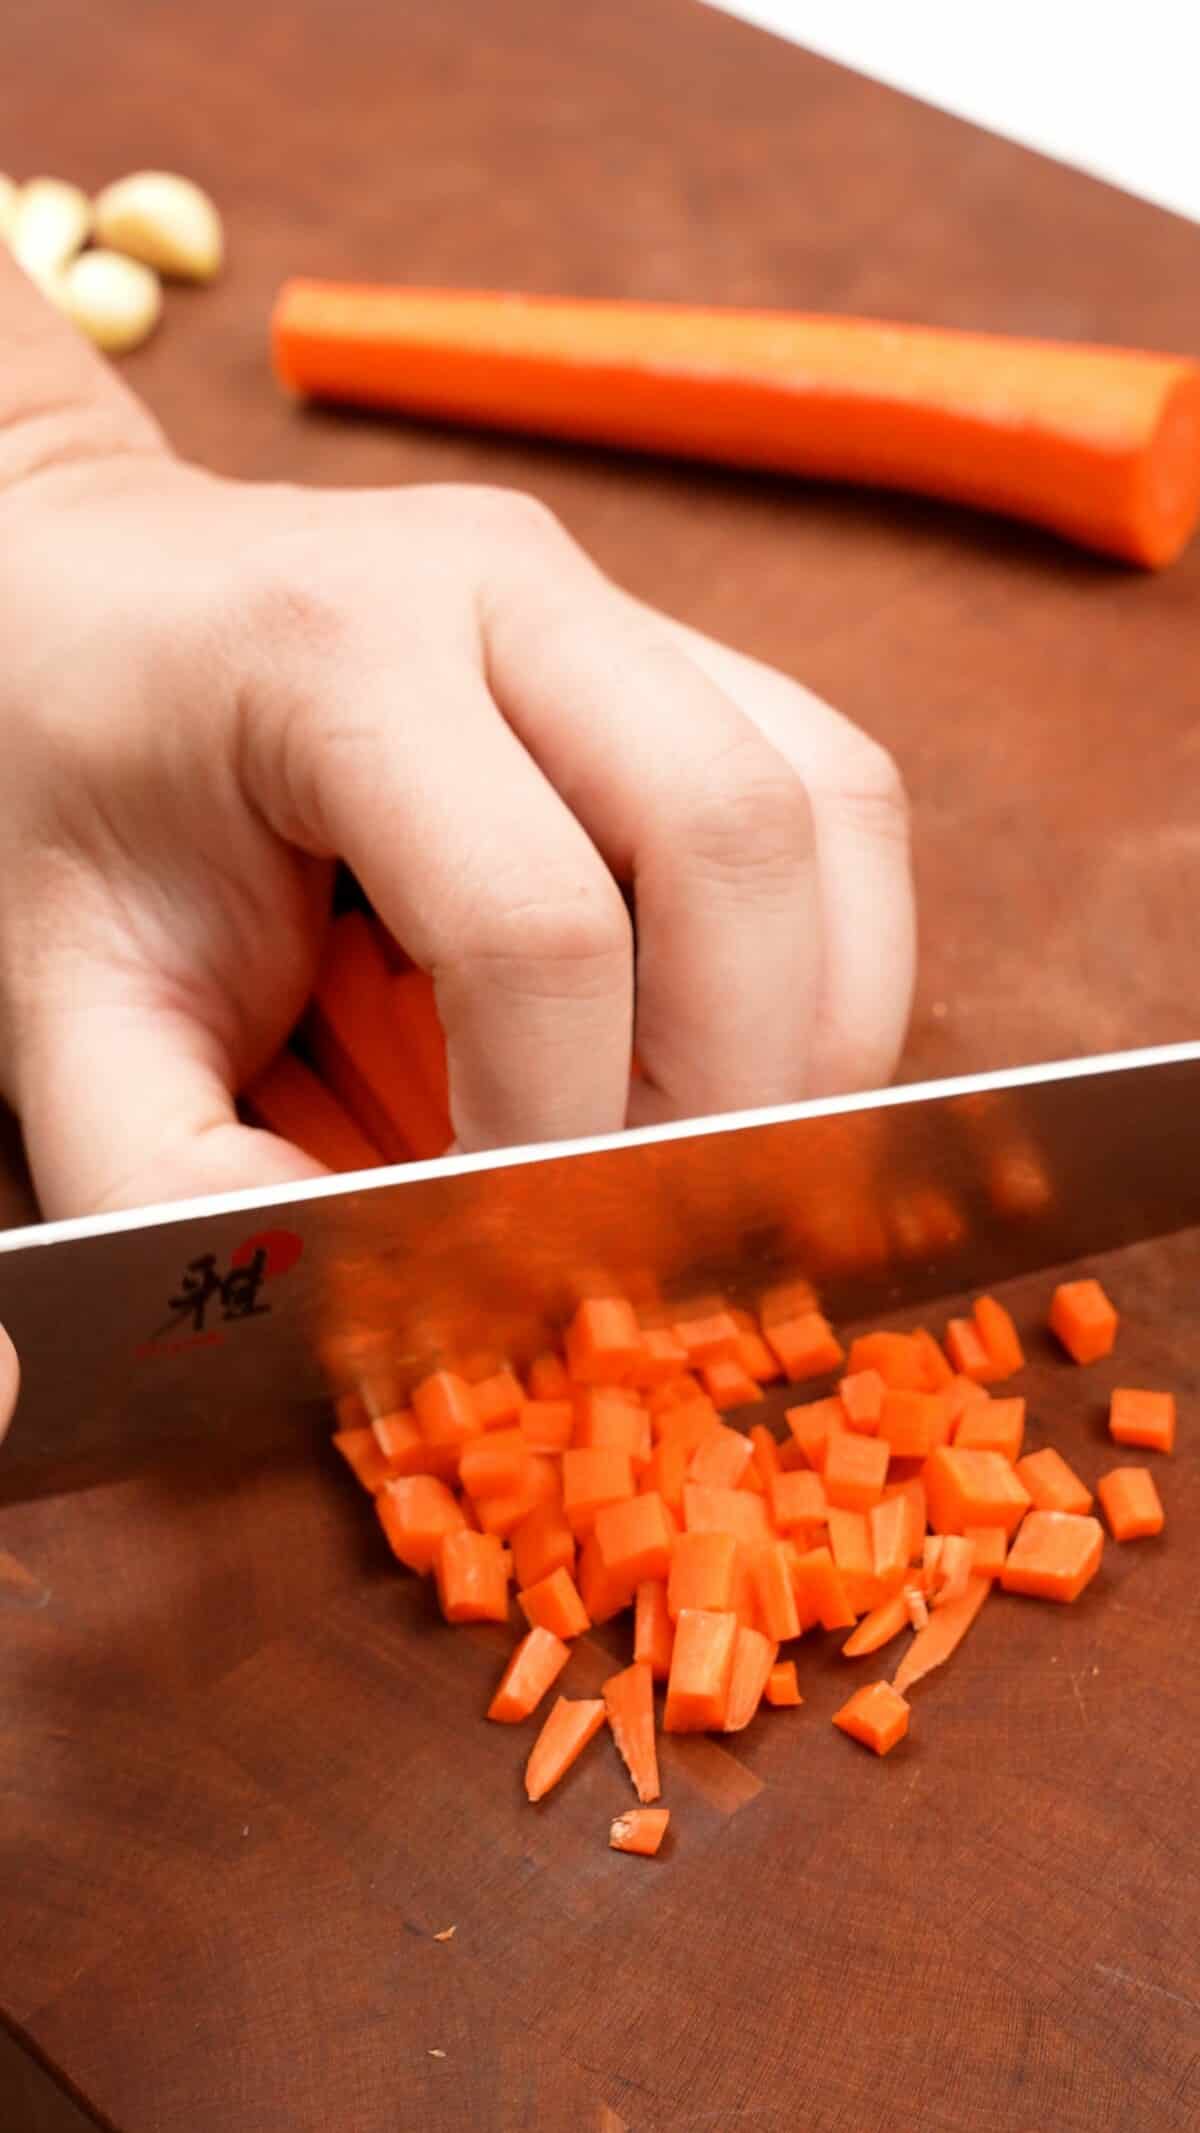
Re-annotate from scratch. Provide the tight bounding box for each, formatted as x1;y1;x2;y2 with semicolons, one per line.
706;2;1200;226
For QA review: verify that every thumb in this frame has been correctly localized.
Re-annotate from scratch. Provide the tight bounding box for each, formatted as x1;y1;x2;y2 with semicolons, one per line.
0;1323;19;1444
14;976;325;1219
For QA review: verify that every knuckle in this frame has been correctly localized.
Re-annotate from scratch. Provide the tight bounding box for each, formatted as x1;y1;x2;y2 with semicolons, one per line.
447;483;570;554
466;884;633;1000
242;554;353;664
828;736;910;846
683;749;814;891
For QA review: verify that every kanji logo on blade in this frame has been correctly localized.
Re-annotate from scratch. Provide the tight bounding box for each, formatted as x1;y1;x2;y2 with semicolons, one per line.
137;1227;305;1359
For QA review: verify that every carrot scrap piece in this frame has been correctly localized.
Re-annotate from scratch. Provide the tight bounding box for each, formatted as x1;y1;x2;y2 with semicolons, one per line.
681;1482;771;1545
932;1534;975;1607
912;1328;955;1391
868;1494;910;1587
561;1446;636;1538
1096;1466;1165;1542
1109;1387;1175;1453
962;1525;1008;1578
333;1425;394;1496
1000;1512;1104;1603
688;1422;756;1489
668;1529;737;1618
954;1396;1026;1462
565;1297;646;1386
527;1351;571;1401
609;1807;670;1856
603;1661;660;1802
791;1543;857;1631
525;1695;607;1801
839;1368;886;1434
634;1578;675;1680
412;1370;477;1455
459;1427;532;1502
823;1429;889;1512
752;1540;802;1642
487;1626;570;1722
1015;1447;1094;1517
470;1370;525;1431
881;1476;927;1563
435;1529;510;1623
764;1659;804;1707
833;1680;910;1755
841;1582;915;1658
519;1399;575;1453
906;1587;929;1630
594;1491;674;1591
518;1565;591;1639
971;1296;1025;1379
893;1574;991;1693
924;1446;1032;1538
770;1468;828;1531
845;1331;926;1391
663;1607;739;1731
785;1397;845;1471
767;1311;845;1381
377;1474;466;1573
1049;1278;1118;1364
724;1625;779;1732
878;1389;943;1459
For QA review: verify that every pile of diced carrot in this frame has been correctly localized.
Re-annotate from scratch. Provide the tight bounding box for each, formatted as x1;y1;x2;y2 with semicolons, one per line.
333;1271;1174;1847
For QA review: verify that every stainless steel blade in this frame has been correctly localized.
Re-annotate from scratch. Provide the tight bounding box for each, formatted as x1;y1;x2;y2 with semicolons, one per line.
2;1041;1199;1501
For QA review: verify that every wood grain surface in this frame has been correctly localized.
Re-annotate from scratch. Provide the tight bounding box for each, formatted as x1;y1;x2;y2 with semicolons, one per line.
3;0;1200;2127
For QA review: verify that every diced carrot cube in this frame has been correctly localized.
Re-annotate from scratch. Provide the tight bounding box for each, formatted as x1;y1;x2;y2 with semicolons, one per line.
627;1326;689;1388
1015;1447;1093;1517
459;1426;532;1502
652;1399;723;1455
573;1391;652;1471
519;1565;591;1638
954;1395;1026;1462
925;1446;1032;1538
770;1469;828;1531
663;1608;739;1731
789;1544;856;1631
687;1422;755;1490
749;1423;781;1483
594;1490;674;1590
826;1507;884;1615
634;1579;675;1679
1049;1279;1118;1364
868;1494;910;1586
642;1438;689;1519
576;1531;629;1625
878;1389;943;1459
565;1297;645;1385
519;1399;575;1452
672;1307;742;1365
751;1541;802;1641
434;1529;510;1623
1096;1467;1164;1542
731;1313;782;1383
470;1369;525;1431
962;1525;1008;1578
764;1659;804;1707
561;1446;636;1538
701;1357;765;1410
845;1332;925;1390
475;1454;561;1538
412;1370;476;1451
971;1296;1025;1379
510;1499;574;1589
1109;1387;1175;1453
757;1277;818;1327
833;1680;910;1755
839;1368;886;1433
912;1328;955;1391
527;1351;571;1401
1000;1510;1104;1603
767;1312;845;1381
944;1317;1002;1384
823;1430;889;1512
333;1425;395;1495
681;1483;771;1545
376;1474;465;1573
785;1396;844;1471
882;1475;928;1564
668;1530;737;1618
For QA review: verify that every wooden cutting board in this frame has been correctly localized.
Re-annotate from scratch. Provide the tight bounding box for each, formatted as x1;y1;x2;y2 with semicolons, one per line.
3;2;1199;2127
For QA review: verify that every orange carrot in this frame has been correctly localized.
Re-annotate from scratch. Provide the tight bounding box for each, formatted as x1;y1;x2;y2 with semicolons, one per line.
833;1680;910;1756
672;1306;742;1366
893;1574;991;1694
845;1332;926;1391
333;1424;395;1495
757;1277;818;1328
603;1661;660;1802
576;1531;629;1626
527;1352;572;1401
723;1625;779;1732
511;1500;575;1590
634;1578;675;1680
475;1454;561;1539
687;1422;756;1490
1109;1387;1175;1454
841;1581;916;1658
377;1474;465;1572
731;1313;782;1384
373;1411;446;1479
642;1438;689;1520
944;1317;1002;1384
390;968;452;1148
912;1328;955;1392
487;1627;570;1722
565;1297;645;1386
766;1311;844;1381
519;1399;575;1453
764;1659;804;1707
749;1423;782;1484
954;1396;1026;1462
931;1534;975;1608
701;1357;765;1410
663;1607;739;1732
751;1541;802;1642
242;1047;382;1173
823;1430;889;1512
881;1476;927;1564
878;1389;944;1459
785;1397;845;1471
827;1507;886;1616
668;1530;737;1618
962;1525;1008;1578
653;1398;723;1456
459;1427;531;1502
272;286;1200;567
790;1544;857;1631
412;1370;477;1455
1000;1511;1105;1603
1096;1467;1164;1542
525;1695;607;1801
561;1446;636;1538
435;1529;510;1623
681;1483;771;1545
573;1392;652;1470
868;1494;910;1587
629;1326;690;1388
1049;1279;1119;1363
1015;1447;1094;1517
971;1297;1025;1380
306;912;451;1160
470;1370;525;1431
769;1469;828;1532
519;1565;590;1639
924;1446;1032;1538
609;1807;670;1856
839;1368;886;1434
594;1491;674;1591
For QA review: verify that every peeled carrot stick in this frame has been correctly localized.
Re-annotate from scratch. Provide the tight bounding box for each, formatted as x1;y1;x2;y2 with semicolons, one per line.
603;1661;661;1803
893;1574;991;1696
242;1047;382;1172
307;913;452;1161
525;1696;607;1802
272;285;1200;566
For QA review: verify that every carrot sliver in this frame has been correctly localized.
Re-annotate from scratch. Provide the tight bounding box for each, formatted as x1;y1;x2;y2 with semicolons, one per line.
243;1047;382;1172
603;1661;661;1802
272;287;1200;567
833;1679;910;1755
841;1583;914;1659
518;1566;590;1639
723;1625;779;1732
609;1807;670;1856
487;1627;570;1722
868;1494;910;1586
1096;1466;1165;1542
893;1574;991;1694
764;1659;804;1707
524;1696;607;1802
634;1578;675;1680
971;1296;1025;1379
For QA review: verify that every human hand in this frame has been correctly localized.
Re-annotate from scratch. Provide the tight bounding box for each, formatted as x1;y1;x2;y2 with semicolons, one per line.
0;452;913;1219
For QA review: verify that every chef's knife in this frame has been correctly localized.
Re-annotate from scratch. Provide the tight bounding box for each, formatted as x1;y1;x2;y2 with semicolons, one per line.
1;1041;1198;1503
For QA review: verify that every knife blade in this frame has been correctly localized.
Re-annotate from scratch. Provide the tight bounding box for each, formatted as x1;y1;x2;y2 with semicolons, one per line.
1;1041;1198;1502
